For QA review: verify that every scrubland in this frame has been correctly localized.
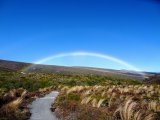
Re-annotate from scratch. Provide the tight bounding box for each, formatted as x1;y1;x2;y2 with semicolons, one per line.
0;69;159;120
54;85;160;120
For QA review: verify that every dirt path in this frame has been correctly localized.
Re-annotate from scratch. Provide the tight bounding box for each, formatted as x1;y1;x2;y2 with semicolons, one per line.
29;91;59;120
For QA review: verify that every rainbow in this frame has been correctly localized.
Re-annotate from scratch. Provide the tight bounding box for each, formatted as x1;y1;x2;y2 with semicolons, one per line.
23;52;143;74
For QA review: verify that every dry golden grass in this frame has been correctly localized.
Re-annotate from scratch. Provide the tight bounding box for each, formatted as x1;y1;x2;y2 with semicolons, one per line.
60;85;160;120
0;89;27;115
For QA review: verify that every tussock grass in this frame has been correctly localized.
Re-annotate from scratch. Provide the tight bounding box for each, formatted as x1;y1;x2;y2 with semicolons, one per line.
0;89;29;120
0;69;159;120
57;85;160;120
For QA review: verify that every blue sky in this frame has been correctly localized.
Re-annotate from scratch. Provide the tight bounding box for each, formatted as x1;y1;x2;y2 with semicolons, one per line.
0;0;160;72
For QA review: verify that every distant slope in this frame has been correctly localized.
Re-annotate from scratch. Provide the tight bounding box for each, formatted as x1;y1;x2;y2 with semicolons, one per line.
0;59;31;71
143;73;160;84
0;59;146;80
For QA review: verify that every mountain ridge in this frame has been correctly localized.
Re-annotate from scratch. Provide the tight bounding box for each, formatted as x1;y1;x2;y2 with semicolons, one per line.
0;59;150;80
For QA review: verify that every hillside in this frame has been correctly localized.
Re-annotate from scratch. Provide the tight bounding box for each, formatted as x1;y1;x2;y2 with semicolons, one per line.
0;59;146;80
0;59;31;71
0;59;159;120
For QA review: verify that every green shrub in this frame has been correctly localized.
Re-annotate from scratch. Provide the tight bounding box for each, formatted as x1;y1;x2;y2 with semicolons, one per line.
67;93;80;101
